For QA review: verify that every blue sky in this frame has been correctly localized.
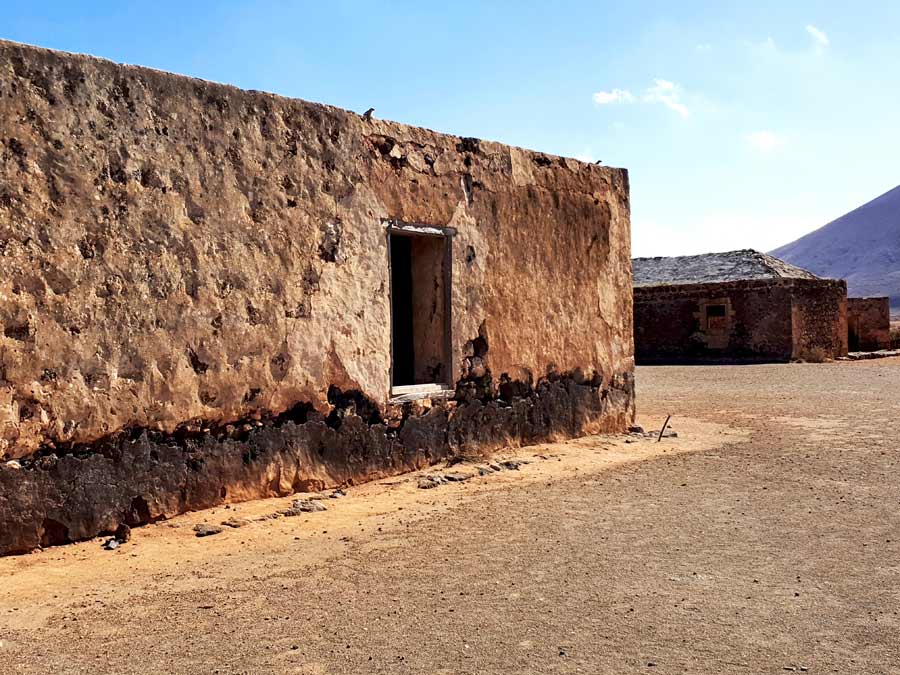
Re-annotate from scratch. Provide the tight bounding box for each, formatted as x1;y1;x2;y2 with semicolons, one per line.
3;1;898;256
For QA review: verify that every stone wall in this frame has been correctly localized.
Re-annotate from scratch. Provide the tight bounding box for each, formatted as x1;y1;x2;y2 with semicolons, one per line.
634;280;795;362
847;297;891;351
790;280;848;359
634;278;847;363
0;41;633;553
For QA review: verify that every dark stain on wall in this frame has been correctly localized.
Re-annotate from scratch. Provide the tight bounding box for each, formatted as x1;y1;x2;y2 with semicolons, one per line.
0;371;634;555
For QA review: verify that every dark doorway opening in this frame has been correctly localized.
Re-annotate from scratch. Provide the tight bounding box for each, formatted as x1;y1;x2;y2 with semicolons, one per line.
389;229;450;390
848;316;860;351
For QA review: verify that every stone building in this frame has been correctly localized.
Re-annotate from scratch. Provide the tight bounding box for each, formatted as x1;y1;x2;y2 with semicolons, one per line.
0;40;634;554
633;250;847;363
847;297;891;351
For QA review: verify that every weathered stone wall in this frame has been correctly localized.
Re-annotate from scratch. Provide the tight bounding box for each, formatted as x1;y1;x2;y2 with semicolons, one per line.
634;278;847;363
634;281;795;362
847;297;890;351
790;280;848;359
0;41;633;553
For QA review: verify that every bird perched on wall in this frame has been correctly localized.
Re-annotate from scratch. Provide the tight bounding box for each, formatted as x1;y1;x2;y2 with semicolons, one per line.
362;107;375;121
594;159;603;165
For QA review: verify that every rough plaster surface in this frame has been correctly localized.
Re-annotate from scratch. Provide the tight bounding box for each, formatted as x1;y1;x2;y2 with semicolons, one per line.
0;41;633;553
0;39;632;462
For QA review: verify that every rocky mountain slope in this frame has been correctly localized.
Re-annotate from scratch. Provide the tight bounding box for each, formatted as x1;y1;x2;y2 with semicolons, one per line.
772;185;900;309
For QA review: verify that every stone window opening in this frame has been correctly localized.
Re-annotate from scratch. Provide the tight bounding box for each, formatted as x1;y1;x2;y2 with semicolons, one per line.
387;222;453;399
705;303;728;330
694;298;733;350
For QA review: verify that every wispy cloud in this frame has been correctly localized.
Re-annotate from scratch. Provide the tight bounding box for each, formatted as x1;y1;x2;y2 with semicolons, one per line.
592;88;634;105
643;79;690;117
592;79;689;118
746;130;786;153
806;24;829;49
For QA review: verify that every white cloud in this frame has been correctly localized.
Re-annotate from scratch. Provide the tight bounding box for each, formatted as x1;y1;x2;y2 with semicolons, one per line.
643;79;690;118
592;79;690;118
746;130;786;153
806;24;829;49
592;88;635;105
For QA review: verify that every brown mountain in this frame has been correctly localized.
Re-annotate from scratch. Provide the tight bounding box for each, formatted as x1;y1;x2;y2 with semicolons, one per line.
771;185;900;309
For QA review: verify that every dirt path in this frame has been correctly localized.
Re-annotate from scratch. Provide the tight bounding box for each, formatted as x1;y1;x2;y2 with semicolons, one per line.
2;359;900;674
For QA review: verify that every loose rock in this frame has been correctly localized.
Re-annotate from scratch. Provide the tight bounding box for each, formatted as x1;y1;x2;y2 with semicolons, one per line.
292;498;327;512
222;517;249;529
114;523;132;543
281;499;327;516
257;513;282;521
443;471;474;482
418;476;443;490
193;524;224;537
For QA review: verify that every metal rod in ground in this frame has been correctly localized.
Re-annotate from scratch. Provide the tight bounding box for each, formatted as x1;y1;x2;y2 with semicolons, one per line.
657;414;672;443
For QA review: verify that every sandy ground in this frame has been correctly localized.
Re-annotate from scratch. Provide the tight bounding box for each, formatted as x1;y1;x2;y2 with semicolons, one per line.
2;359;900;674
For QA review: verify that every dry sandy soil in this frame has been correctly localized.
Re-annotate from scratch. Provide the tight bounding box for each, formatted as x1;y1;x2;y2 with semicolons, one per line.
2;359;900;674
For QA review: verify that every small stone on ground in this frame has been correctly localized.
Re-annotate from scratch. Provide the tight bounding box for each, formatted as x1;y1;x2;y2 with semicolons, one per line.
443;471;474;482
222;517;250;529
114;523;131;543
281;499;327;516
193;524;224;537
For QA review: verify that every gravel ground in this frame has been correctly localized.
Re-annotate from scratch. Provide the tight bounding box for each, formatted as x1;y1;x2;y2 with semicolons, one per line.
2;359;899;674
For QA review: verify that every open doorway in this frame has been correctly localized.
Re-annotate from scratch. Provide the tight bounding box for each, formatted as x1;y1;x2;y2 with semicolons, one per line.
848;315;860;351
389;226;451;395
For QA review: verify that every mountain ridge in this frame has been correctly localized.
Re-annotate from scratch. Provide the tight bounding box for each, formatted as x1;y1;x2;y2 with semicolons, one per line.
771;185;900;308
